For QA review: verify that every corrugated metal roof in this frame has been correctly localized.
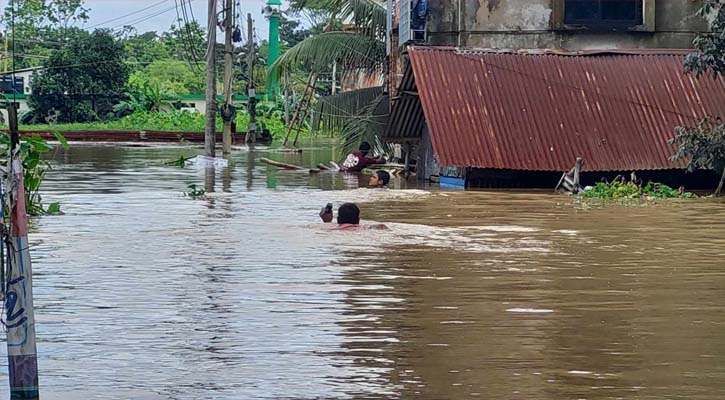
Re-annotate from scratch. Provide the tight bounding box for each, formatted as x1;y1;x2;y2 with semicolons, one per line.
384;63;425;141
404;46;725;172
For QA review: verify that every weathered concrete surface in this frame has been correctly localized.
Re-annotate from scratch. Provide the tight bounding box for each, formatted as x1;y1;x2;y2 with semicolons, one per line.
426;0;708;50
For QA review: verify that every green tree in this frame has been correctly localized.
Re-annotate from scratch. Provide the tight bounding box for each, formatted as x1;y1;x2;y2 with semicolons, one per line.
162;21;206;66
29;29;129;123
121;29;173;67
685;0;725;76
672;0;725;196
269;0;387;151
139;59;204;94
671;120;725;196
2;0;89;69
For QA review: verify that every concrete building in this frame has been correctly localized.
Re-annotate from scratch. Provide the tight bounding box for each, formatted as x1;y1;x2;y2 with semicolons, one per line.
423;0;707;50
0;67;43;122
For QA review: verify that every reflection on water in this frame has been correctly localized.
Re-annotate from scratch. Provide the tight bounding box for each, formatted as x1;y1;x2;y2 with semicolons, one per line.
1;142;725;399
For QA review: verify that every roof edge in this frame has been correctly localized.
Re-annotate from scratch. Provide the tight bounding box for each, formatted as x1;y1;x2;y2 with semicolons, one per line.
408;46;693;57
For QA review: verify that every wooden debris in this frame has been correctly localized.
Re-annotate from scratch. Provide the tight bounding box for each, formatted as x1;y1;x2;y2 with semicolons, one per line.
259;158;306;170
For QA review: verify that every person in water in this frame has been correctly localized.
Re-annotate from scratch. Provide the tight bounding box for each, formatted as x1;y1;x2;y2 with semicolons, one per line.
369;170;390;188
319;203;388;230
320;202;359;224
340;142;386;172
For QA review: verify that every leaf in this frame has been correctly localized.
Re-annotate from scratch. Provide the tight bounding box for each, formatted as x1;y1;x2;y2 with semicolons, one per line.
268;31;385;81
53;131;69;149
45;202;62;215
340;0;387;39
336;93;390;156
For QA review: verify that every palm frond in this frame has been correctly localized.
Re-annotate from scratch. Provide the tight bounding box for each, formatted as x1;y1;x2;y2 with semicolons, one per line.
268;31;385;81
340;0;387;39
337;93;389;157
312;86;383;133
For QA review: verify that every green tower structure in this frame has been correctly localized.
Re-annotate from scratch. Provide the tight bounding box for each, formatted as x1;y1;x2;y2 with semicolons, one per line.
265;0;282;96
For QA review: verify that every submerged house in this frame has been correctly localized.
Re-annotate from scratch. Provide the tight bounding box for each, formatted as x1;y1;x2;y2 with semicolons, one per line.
385;47;725;188
384;0;725;188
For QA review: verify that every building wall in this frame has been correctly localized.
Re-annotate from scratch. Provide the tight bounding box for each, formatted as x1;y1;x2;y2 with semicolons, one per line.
16;71;35;94
0;99;30;125
426;0;708;50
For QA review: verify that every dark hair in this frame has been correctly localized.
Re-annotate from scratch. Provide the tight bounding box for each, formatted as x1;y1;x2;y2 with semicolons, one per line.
375;170;390;186
359;141;371;156
337;203;360;224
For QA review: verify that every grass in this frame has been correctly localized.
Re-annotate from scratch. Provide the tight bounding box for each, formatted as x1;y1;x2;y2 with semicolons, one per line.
13;110;317;140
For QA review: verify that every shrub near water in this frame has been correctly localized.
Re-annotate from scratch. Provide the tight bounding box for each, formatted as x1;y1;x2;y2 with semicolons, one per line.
21;110;304;139
579;181;696;200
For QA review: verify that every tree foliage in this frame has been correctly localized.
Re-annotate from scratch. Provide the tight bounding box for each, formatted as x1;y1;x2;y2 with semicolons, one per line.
270;0;388;153
269;31;385;81
673;1;725;195
2;0;89;69
685;0;725;76
671;119;725;196
29;29;129;123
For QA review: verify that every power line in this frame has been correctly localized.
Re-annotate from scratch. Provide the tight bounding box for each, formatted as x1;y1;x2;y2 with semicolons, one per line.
175;0;204;72
86;0;170;29
109;1;200;31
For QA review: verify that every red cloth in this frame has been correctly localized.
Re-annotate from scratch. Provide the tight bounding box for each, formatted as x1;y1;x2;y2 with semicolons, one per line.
339;151;385;172
327;224;389;231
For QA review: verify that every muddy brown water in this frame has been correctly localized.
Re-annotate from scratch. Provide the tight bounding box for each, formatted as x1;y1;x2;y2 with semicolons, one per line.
1;141;724;399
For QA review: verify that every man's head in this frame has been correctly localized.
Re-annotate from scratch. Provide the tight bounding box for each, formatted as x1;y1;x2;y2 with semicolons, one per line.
359;141;371;157
337;203;360;225
369;170;390;188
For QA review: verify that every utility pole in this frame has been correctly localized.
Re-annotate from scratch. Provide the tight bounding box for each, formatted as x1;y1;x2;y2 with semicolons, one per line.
204;0;217;157
5;103;40;400
245;13;256;144
221;0;234;156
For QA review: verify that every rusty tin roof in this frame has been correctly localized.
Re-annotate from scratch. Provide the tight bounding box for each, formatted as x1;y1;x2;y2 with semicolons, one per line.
401;46;725;172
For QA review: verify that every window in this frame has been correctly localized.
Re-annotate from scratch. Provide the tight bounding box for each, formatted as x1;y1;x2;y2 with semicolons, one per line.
555;0;653;31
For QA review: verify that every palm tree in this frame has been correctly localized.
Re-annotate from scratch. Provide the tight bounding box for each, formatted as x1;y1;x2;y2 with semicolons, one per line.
268;0;389;153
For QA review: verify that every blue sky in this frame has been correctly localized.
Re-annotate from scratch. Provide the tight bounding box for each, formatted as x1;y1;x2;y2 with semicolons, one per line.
1;0;274;39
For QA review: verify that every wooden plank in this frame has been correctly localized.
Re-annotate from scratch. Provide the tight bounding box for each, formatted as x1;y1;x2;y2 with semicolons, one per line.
259;158;306;170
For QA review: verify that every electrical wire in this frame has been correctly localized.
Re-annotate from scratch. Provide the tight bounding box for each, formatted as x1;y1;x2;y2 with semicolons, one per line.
86;0;170;29
176;0;205;72
108;1;200;31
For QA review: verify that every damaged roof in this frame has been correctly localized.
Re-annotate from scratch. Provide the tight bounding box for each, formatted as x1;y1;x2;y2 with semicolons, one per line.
389;46;725;172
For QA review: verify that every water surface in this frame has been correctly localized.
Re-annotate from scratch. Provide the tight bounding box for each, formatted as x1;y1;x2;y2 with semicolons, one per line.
1;141;725;399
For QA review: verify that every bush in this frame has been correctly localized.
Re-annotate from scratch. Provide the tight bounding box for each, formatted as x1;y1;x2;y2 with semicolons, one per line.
579;180;696;200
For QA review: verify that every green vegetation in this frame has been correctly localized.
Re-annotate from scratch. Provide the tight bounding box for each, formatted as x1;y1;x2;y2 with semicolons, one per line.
271;0;388;154
579;180;696;200
0;132;68;216
29;29;129;123
3;0;382;150
17;110;305;138
184;184;205;199
673;1;725;197
671;119;725;197
165;155;195;167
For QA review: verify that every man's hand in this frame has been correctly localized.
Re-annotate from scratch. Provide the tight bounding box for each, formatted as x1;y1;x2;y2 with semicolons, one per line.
320;206;334;223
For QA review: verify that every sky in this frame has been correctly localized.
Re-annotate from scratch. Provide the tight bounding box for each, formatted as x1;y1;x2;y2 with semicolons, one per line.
0;0;275;40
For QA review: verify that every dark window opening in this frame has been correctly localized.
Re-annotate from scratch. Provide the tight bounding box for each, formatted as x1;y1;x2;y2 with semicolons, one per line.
0;77;23;94
564;0;643;30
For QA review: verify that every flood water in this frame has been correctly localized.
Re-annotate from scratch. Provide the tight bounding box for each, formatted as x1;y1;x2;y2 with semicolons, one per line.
2;141;725;399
